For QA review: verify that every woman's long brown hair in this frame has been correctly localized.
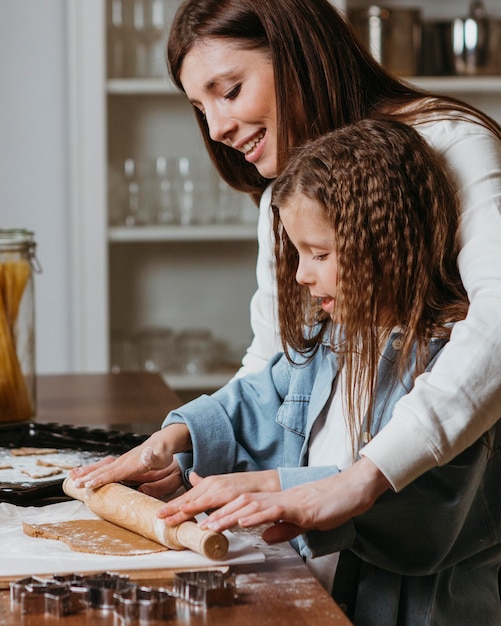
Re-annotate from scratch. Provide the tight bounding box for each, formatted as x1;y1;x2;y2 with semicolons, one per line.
167;0;501;203
272;119;469;444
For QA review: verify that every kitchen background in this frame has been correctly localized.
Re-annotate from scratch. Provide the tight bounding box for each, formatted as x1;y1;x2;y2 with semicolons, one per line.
1;0;500;402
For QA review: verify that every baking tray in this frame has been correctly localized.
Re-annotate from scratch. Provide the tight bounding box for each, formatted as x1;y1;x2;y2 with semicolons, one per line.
0;422;148;506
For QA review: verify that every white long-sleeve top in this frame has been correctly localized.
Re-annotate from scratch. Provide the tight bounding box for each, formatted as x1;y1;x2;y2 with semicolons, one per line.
236;113;501;491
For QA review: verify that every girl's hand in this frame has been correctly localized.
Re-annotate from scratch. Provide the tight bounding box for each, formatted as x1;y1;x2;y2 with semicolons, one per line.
69;425;190;492
158;470;281;525
200;457;391;542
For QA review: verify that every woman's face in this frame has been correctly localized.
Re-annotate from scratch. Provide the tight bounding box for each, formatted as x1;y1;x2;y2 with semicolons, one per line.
180;37;278;179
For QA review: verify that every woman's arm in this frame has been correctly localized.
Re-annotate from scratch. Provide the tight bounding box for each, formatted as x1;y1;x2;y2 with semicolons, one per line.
200;432;492;574
157;470;281;524
200;456;389;538
159;460;354;526
234;186;282;378
363;120;501;491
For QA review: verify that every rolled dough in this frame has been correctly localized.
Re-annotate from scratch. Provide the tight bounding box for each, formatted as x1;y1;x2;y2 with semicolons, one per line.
10;447;58;456
22;520;169;556
37;458;79;470
21;467;62;479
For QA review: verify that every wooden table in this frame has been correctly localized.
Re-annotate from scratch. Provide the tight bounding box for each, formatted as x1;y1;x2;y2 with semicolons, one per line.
36;372;182;434
0;372;352;625
0;535;351;625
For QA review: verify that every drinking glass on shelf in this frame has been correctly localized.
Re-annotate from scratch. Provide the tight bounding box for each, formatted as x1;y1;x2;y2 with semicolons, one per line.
176;329;215;375
123;158;148;226
106;0;125;78
174;157;218;225
174;157;196;226
137;327;176;373
110;330;139;372
108;158;150;226
148;156;178;225
147;0;169;78
124;0;149;78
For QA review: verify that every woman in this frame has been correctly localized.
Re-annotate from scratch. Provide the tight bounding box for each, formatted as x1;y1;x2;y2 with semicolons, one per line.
165;120;499;624
167;0;501;519
75;119;501;624
74;0;501;538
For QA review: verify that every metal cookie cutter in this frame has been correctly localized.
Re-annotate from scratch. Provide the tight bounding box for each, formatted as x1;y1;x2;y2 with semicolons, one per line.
43;584;90;618
10;576;90;617
114;586;177;623
173;570;234;607
77;571;132;609
9;571;132;617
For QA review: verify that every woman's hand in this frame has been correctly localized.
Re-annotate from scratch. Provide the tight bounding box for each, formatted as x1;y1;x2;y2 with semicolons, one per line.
69;425;191;494
158;470;281;525
200;457;391;543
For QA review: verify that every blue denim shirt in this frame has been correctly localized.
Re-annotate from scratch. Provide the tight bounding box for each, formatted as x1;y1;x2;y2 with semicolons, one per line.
163;328;501;624
164;330;446;498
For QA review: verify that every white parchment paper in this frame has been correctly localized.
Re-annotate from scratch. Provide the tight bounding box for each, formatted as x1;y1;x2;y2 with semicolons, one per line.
0;501;264;578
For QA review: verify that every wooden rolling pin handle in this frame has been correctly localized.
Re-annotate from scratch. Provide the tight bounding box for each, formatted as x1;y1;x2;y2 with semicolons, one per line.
62;477;228;560
175;520;229;561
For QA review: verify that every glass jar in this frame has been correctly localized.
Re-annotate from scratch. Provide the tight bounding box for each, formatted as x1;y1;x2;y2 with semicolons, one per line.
0;229;39;422
176;329;215;375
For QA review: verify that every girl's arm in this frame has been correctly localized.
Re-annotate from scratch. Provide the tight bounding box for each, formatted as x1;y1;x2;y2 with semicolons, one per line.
162;352;292;480
71;350;293;499
70;424;191;489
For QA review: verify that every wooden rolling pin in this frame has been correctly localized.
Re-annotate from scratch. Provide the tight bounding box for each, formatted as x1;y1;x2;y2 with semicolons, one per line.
63;477;229;560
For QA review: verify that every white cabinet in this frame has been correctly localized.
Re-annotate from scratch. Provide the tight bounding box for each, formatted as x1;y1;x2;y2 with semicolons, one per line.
68;1;258;400
106;76;259;399
68;0;501;399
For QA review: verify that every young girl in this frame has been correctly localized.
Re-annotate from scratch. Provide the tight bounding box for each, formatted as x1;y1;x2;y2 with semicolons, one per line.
73;119;501;623
75;0;501;546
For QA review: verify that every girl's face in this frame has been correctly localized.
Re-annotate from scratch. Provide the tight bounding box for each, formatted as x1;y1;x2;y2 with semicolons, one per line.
279;194;338;316
180;37;279;179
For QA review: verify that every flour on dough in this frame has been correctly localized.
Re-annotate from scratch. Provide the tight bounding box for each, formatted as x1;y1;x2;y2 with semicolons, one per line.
10;447;58;456
22;520;168;556
21;467;63;479
37;458;79;470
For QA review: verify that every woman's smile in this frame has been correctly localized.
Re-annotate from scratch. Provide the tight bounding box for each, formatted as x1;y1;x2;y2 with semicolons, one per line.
238;128;267;161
